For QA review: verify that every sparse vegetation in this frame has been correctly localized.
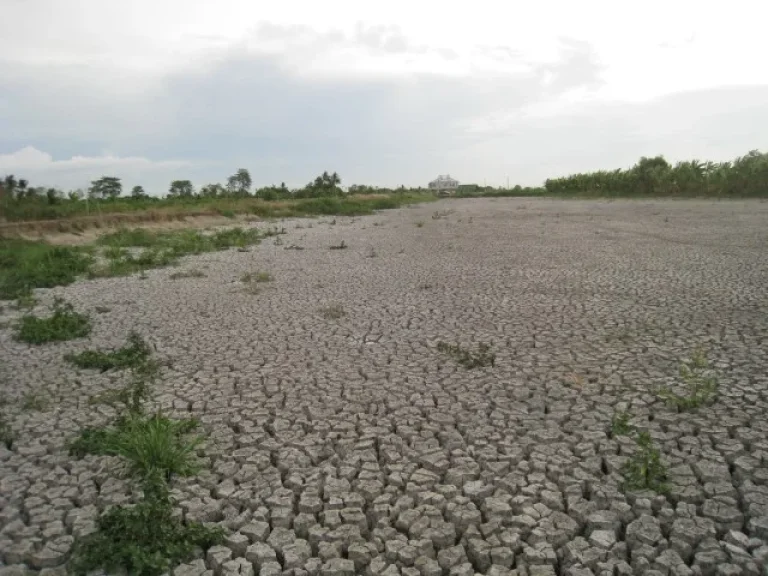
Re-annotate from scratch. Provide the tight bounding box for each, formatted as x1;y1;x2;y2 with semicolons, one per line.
241;271;273;284
68;334;222;576
169;268;206;280
15;298;92;344
0;238;93;300
622;430;669;493
415;221;425;228
437;341;495;369
0;413;14;449
329;240;348;250
65;332;151;372
320;304;345;319
657;347;718;411
611;410;634;437
21;391;49;412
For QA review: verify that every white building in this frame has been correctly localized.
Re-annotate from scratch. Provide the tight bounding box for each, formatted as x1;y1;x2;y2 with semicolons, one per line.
428;174;460;192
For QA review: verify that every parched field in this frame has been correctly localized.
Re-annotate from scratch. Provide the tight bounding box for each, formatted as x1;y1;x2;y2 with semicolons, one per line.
1;198;768;575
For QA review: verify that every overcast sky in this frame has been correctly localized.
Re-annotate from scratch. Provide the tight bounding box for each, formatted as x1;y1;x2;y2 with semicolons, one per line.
1;0;767;194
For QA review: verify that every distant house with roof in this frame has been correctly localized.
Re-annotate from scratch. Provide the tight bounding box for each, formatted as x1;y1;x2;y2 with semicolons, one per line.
428;174;460;194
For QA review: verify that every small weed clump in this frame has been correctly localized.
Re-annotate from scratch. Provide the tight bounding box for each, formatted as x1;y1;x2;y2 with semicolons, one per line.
15;298;92;344
241;271;273;284
657;347;718;411
415;221;425;228
437;341;495;369
329;240;347;250
169;269;206;280
622;431;669;493
320;304;345;320
65;332;151;372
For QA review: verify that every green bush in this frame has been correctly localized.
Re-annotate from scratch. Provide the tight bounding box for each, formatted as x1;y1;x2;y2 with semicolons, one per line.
622;431;669;493
15;298;91;344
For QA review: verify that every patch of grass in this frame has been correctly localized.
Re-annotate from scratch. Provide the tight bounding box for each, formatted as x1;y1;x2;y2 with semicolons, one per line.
169;269;206;280
13;293;38;310
65;332;151;372
437;341;495;369
15;298;92;344
329;240;347;250
92;227;261;278
657;347;718;411
21;391;49;412
68;470;223;576
320;304;345;320
622;431;669;493
0;238;93;300
218;209;236;218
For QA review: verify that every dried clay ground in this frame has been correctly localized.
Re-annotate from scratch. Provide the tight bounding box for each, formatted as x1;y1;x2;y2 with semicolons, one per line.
2;198;768;576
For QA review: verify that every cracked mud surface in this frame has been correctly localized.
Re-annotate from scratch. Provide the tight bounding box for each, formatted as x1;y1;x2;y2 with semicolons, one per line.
2;198;768;576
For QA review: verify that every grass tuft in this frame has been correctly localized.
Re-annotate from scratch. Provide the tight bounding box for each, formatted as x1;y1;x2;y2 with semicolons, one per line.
15;298;91;344
329;240;347;250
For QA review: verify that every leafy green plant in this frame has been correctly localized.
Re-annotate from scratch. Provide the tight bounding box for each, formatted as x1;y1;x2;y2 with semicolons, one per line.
611;410;634;437
320;304;345;319
65;332;151;372
15;298;91;344
68;471;222;576
437;341;495;369
657;347;718;411
622;431;669;493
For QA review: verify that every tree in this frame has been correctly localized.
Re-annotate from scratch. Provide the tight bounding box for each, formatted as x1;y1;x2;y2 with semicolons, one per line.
68;190;84;201
168;180;194;198
89;176;122;199
199;183;225;198
3;175;17;199
131;185;148;199
46;188;62;205
227;169;252;196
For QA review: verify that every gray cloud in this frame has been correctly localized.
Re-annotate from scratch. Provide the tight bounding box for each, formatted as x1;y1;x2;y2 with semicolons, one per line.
1;26;765;193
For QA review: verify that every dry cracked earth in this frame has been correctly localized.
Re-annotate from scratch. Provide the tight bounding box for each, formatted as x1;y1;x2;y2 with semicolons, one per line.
1;198;768;576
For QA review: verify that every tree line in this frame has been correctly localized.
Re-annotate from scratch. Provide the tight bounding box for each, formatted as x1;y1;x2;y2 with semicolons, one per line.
0;169;351;204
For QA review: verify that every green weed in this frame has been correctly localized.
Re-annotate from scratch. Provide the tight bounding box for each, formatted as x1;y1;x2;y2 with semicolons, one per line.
65;332;151;372
657;347;718;411
622;431;669;493
15;298;91;344
68;471;222;576
437;341;495;369
611;410;634;437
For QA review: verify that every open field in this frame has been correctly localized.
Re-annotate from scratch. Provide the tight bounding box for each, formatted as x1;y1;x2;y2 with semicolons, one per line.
1;198;768;575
